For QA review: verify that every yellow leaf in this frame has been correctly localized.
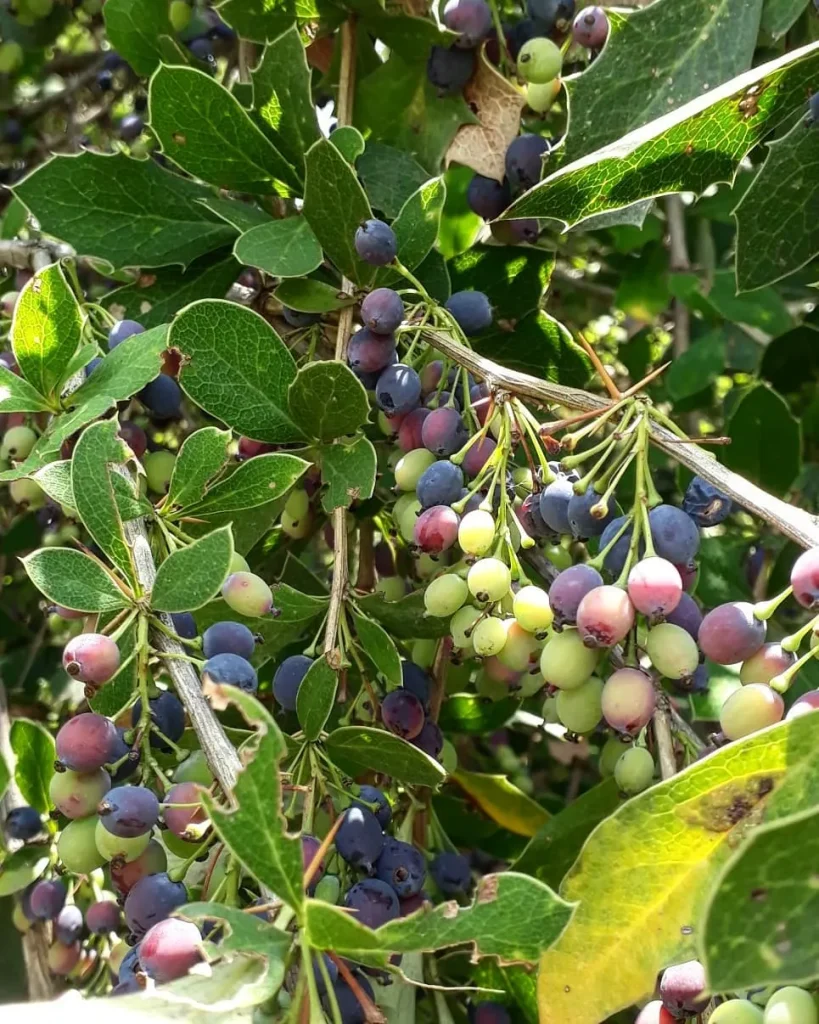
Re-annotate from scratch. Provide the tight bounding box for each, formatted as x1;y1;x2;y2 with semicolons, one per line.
445;53;526;183
453;769;549;837
537;713;819;1024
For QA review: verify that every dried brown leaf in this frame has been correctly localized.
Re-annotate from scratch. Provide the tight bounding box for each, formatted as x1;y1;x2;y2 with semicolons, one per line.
445;53;525;182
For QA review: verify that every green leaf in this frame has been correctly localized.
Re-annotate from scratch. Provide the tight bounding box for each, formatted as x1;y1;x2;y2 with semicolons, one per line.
306;872;571;963
320;437;377;513
149;66;299;195
22;547;129;612
437;694;518;735
357;141;430;218
347;0;453;62
250;26;321;167
706;269;794;334
735;115;819;292
180;901;289;975
452;770;549;838
356;591;451;640
302;138;375;286
166;427;232;512
171;300;305;443
701;801;819;990
11;719;54;815
0;847;50;897
183;453;309;517
152;526;234;613
561;0;763;163
296;654;338;742
535;712;819;1024
505;41;819;228
352;611;402;688
330;126;366;164
14;152;236;271
357;53;473;175
414;248;451;303
200;688;304;915
216;0;318;43
104;0;175;76
0;364;52;413
448;245;554;322
197;196;272;233
666;332;726;401
71;420;136;583
723;384;801;497
196;583;327;665
234;218;323;279
761;0;810;38
325;726;446;787
761;324;819;394
68;323;169;410
288;362;370;441
513;779;621;889
274;278;356;314
105;251;240;329
89;617;137;718
475;311;590;388
387;177;446;271
11;262;83;400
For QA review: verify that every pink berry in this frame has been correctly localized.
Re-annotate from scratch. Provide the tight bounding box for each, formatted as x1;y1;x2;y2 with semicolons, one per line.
576;585;635;648
791;547;819;608
62;633;121;686
601;668;655;734
627;557;682;619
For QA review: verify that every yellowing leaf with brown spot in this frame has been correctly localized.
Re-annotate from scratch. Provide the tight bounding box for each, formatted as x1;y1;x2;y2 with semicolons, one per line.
537;713;819;1024
446;54;525;183
453;769;549;837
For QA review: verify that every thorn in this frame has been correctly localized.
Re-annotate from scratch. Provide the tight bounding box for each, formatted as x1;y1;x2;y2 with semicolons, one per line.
577;333;621;400
622;361;671;398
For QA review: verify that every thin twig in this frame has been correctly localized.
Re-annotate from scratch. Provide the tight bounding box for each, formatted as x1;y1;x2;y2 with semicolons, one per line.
666;195;691;360
429;637;452;723
355;519;375;592
423;327;819;550
652;694;677;781
577;333;621;400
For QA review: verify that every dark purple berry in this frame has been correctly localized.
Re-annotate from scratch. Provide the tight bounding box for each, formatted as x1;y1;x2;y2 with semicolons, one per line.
201;653;258;694
202;621;256;660
336;806;384;872
430;852;471;894
427;45;476;96
416;459;464;508
124;872;187;938
375;363;422;415
360;288;404;335
352;786;392;829
445;290;493;336
86;900;121;934
348;328;396;374
443;0;492;48
354;219;398;266
138;374;183;420
119;113;144;141
272;654;313;710
381;689;425;740
374;837;426;898
343;879;399;929
55;904;84;944
29;879;67;920
108;320;144;350
131;691;185;754
412;720;444;759
505;134;550;193
682;476;732;527
56;713;120;773
401;662;431;710
5;805;42;841
467;173;513;219
98;785;160;838
572;5;608;47
283;307;320;328
422;406;469;457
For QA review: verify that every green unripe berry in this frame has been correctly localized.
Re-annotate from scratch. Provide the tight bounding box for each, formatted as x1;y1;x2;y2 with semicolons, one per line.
163;829;200;859
467;557;511;603
169;0;192;31
424;573;468;617
517;37;562;85
645;622;699;681
284;487;310;520
763;987;817;1024
614;746;655;795
398;499;422;543
95;818;151;863
450;605;481;648
710;1000;763;1024
9;477;45;509
281;507;312;538
528;78;561;114
556;675;603;733
395;449;436;491
472;616;508;657
1;425;37;462
229;552;250;574
27;0;53;16
540;629;598;690
143;450;176;494
58;816;107;874
174;750;213;787
222;571;274;617
410;638;437;669
599;735;631;776
314;874;341;904
0;42;24;74
374;576;406;602
513;585;553;635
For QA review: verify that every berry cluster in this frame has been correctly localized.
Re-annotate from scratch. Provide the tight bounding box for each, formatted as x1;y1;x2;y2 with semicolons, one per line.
638;960;816;1024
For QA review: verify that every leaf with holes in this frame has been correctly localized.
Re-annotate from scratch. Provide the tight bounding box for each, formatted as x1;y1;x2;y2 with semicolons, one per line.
504;41;819;228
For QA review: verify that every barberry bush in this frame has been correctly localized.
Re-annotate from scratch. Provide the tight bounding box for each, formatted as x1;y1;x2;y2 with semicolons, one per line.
0;0;819;1022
